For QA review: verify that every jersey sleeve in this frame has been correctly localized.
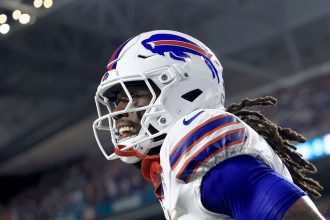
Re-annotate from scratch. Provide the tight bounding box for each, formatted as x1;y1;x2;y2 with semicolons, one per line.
200;155;306;220
168;110;246;183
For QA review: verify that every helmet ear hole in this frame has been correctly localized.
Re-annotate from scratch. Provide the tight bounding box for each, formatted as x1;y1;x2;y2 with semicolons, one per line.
181;89;203;102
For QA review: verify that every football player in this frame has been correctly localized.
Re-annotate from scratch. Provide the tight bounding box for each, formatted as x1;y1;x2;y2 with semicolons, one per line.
93;30;325;219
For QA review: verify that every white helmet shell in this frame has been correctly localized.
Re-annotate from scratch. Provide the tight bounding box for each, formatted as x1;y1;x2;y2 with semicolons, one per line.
93;30;225;163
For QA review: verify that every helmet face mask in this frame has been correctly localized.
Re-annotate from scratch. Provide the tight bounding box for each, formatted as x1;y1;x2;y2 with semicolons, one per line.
93;30;225;163
93;73;166;163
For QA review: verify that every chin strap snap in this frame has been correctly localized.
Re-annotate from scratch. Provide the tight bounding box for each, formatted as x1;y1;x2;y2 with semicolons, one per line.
115;145;163;200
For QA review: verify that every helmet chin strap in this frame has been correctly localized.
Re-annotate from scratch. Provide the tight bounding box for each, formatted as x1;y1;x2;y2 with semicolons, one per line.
115;145;147;159
114;138;163;163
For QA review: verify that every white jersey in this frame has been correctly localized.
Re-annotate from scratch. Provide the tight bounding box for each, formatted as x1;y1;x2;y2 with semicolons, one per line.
158;108;292;220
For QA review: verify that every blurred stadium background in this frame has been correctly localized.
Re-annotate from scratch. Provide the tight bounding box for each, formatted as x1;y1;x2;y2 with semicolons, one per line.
0;0;330;219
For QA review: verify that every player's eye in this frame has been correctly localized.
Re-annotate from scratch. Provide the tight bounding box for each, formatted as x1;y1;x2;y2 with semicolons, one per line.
130;93;141;100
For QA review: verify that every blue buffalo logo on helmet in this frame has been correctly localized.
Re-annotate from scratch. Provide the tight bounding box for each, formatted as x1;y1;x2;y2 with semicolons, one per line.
141;33;220;83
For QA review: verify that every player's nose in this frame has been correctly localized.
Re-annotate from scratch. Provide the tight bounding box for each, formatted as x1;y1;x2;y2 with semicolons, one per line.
113;112;129;121
112;100;130;120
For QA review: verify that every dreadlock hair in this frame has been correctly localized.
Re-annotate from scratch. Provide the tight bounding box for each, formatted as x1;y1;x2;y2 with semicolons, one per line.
226;96;323;198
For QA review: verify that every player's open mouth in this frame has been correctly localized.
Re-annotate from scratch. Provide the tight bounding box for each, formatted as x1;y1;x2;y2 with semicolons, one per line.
118;126;138;139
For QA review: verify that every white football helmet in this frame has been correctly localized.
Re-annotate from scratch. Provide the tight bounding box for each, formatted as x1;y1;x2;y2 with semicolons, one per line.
93;30;225;163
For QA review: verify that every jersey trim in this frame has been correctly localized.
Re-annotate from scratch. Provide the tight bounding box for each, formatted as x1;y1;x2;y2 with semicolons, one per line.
170;114;235;168
169;113;246;183
178;128;245;182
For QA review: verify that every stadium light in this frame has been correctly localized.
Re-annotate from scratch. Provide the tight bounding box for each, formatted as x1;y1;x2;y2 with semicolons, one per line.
0;23;10;34
324;134;330;154
19;14;31;24
297;133;330;160
34;0;43;8
12;10;22;20
43;0;53;8
0;14;7;24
